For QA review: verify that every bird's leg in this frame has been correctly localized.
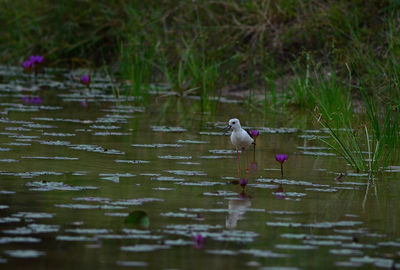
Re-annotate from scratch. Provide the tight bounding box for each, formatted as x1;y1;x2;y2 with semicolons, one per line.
246;149;250;172
236;150;241;179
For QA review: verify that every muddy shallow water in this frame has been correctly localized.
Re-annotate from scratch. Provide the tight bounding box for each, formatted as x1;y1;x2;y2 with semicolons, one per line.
0;66;399;269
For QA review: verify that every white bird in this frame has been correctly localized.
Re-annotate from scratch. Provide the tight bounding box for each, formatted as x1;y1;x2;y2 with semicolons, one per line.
225;118;254;178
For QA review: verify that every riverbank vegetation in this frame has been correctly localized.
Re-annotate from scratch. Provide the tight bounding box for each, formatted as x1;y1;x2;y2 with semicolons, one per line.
1;0;399;174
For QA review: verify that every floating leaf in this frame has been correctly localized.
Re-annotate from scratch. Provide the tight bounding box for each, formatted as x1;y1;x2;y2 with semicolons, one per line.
125;210;150;228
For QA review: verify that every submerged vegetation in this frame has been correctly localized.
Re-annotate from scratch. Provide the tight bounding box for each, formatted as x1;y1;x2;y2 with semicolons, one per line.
1;0;399;174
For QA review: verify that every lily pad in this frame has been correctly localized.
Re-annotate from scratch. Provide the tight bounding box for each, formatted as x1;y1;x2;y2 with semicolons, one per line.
125;210;150;228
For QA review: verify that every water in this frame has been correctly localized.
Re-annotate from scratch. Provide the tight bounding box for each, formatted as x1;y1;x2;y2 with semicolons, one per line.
0;66;399;269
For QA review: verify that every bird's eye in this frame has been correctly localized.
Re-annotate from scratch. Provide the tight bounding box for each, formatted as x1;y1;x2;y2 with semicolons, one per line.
232;122;235;124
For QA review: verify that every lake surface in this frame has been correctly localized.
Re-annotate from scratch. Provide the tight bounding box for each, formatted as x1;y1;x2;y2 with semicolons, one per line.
0;66;399;269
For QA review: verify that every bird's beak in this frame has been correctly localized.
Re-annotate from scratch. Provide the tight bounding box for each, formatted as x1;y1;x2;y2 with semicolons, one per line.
221;125;231;134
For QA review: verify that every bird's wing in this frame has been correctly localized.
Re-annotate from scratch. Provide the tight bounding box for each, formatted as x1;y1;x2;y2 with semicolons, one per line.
245;129;253;138
245;129;256;145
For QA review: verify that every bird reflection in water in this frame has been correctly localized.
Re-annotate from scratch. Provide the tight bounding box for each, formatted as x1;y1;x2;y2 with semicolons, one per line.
226;192;251;229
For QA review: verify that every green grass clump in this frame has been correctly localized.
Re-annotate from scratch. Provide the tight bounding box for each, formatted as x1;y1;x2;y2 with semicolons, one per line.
2;1;399;91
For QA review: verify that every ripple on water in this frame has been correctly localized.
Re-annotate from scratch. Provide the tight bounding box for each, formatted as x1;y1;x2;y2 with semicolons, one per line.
272;192;307;197
65;228;111;234
203;190;238;197
199;131;228;136
180;207;265;213
0;237;41;244
4;142;30;146
38;140;71;146
98;173;136;183
267;220;363;229
104;212;129;217
258;178;329;188
4;250;45;258
163;226;258;243
56;236;96;242
0;171;63;178
158;155;192;160
26;181;98;192
239;249;289;258
150;176;184;182
116;261;149;267
90;124;120;130
166;170;207;176
249;184;279;189
349;256;394;268
296;146;330;150
300;151;336;156
200;155;236;159
0;190;16;194
70;144;125;155
131;143;182;148
109;198;163;206
21;156;79;160
176;139;209;144
377;241;400;247
305;188;338;192
160;212;198;218
54;204;126;210
12;212;54;219
115;159;150;164
303;240;343;246
151;126;186;132
275;244;317;250
0;217;20;223
258;267;300;270
176;161;201;165
0;159;19;163
93;131;130;136
208;149;236;154
152;187;175;191
268;211;303;215
164;239;193;246
329;249;363;256
385;165;400;173
73;197;110;202
206;249;238;256
3;224;60;234
176;181;224;186
42;132;76;137
121;244;171;252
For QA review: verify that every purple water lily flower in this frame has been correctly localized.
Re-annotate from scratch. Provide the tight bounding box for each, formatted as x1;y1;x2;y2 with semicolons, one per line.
29;55;44;64
275;154;288;164
240;178;248;188
275;154;288;178
22;55;44;73
250;129;259;138
23;60;33;70
194;233;204;249
80;75;91;86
